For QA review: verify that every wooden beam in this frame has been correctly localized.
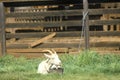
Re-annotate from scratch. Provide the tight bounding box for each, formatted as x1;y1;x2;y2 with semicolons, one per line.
6;31;120;38
3;0;82;7
7;48;68;53
3;0;120;7
5;19;120;28
7;50;120;58
6;20;82;28
0;3;6;56
90;19;120;25
7;42;120;49
83;0;89;50
29;32;56;48
6;50;120;58
2;0;41;2
6;9;83;17
6;8;120;17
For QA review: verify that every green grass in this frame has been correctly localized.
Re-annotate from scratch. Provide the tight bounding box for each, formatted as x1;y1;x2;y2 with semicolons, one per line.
0;51;120;80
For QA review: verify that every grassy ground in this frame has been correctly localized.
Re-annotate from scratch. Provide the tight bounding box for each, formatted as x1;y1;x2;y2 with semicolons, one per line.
0;51;120;80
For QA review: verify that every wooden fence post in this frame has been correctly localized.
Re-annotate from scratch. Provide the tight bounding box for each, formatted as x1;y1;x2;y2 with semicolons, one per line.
0;2;6;56
83;0;89;50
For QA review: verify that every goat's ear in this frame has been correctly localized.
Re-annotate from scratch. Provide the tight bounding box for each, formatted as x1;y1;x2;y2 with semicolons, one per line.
44;54;51;58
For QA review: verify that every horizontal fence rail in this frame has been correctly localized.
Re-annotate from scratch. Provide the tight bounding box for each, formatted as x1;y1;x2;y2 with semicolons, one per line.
6;8;120;17
7;42;120;49
6;19;120;28
6;31;120;38
3;0;120;7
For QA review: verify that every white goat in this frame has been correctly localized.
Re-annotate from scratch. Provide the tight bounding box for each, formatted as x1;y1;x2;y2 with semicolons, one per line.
37;49;62;74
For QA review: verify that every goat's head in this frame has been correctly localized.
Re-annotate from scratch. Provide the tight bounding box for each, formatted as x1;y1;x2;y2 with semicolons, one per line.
44;49;62;67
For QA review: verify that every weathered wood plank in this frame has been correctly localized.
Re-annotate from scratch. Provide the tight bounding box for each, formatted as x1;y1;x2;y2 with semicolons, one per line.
90;19;120;25
3;1;120;4
83;0;89;50
7;50;120;58
6;8;120;17
5;19;120;28
3;0;82;7
6;20;82;28
0;3;6;56
29;32;56;48
7;48;120;55
2;0;40;2
3;0;120;7
7;42;120;49
3;0;119;3
36;42;120;48
6;31;120;38
7;48;68;53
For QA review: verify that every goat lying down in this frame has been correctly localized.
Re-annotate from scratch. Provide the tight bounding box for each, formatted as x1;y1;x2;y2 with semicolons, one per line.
37;49;63;74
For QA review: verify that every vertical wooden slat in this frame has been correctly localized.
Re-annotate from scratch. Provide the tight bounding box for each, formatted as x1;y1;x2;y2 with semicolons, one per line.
83;0;89;50
0;2;6;56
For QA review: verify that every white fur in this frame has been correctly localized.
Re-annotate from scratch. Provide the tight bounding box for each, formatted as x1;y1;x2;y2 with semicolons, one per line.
37;59;51;74
37;50;62;74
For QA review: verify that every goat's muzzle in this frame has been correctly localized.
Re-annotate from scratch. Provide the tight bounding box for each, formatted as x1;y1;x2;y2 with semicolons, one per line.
49;67;64;74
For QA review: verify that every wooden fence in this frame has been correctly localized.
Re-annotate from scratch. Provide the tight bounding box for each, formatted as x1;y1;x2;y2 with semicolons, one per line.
0;0;120;57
